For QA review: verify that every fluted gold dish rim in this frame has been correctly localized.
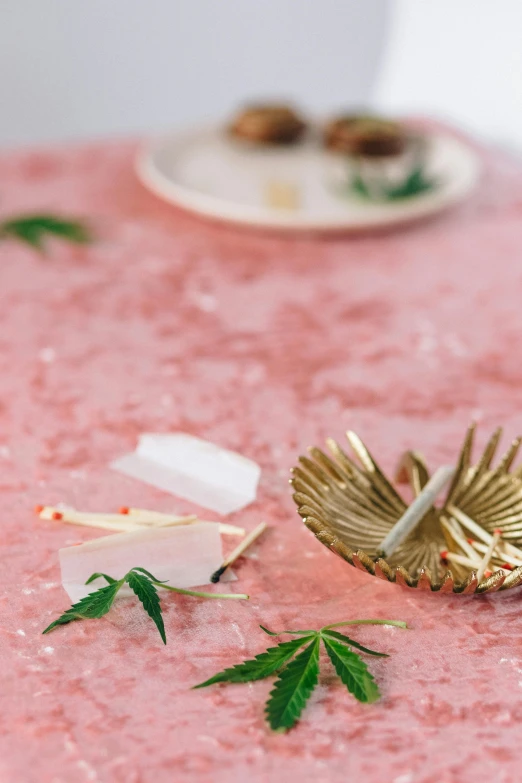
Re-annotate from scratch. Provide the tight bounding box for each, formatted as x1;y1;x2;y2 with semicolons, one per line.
291;425;522;595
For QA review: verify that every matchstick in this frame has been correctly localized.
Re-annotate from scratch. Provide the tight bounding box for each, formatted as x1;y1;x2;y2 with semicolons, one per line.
449;505;522;560
120;507;245;536
441;551;480;570
118;507;197;525
502;540;522;560
210;522;267;583
447;505;491;545
36;505;244;537
377;466;455;558
36;506;145;532
440;517;482;565
476;529;502;582
468;539;522;567
440;551;499;578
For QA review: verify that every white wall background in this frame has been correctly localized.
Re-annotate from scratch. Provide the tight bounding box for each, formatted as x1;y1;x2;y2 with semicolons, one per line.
0;0;389;147
2;2;521;149
375;0;522;148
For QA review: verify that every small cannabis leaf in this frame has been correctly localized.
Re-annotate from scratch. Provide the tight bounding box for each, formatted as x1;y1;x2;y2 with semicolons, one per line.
0;214;92;251
194;619;407;732
43;567;248;642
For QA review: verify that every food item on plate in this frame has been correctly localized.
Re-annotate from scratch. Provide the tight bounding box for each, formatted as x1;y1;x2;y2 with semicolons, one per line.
229;103;307;145
324;114;407;157
264;180;300;210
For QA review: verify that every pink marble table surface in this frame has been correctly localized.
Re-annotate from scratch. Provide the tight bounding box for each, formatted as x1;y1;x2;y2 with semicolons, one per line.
2;133;522;783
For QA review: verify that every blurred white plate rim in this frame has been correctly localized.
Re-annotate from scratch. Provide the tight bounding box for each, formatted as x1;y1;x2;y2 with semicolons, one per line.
136;124;482;232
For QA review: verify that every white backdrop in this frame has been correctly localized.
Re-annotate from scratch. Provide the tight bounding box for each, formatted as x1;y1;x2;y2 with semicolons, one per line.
0;0;389;147
375;0;522;148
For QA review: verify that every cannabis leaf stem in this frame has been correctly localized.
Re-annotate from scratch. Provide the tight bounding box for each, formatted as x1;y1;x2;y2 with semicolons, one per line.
195;620;407;732
43;567;248;642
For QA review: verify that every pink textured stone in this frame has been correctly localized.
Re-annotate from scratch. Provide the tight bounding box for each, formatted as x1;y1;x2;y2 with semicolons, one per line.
2;131;522;782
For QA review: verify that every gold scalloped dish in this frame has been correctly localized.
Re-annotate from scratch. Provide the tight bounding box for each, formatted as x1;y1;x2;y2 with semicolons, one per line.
291;425;522;595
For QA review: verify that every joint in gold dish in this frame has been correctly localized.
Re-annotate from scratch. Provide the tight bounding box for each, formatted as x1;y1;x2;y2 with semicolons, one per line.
291;424;522;595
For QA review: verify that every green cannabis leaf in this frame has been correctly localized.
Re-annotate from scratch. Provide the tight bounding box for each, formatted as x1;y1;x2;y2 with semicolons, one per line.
0;214;92;251
349;162;437;202
194;619;407;732
43;567;249;642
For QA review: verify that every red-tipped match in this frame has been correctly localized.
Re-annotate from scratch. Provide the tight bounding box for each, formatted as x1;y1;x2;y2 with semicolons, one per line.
34;504;44;515
440;550;448;560
494;528;503;536
51;511;63;521
502;563;514;571
118;506;130;515
467;538;474;545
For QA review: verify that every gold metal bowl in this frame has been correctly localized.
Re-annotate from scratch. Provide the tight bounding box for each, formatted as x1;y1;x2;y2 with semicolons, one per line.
291;425;522;594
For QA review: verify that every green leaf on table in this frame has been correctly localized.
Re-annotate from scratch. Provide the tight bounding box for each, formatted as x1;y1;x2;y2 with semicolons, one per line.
42;580;123;634
194;635;315;688
0;214;92;251
323;636;380;703
125;569;166;644
195;618;404;731
265;637;321;732
43;566;248;639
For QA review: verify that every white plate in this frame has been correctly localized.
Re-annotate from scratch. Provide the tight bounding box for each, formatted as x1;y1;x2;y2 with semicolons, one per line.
136;126;482;233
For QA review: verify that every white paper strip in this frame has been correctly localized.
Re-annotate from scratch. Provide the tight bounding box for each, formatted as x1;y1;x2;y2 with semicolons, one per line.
59;522;232;603
111;433;261;514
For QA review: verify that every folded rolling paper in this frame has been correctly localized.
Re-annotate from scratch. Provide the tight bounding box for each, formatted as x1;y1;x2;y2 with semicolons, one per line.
111;433;261;515
59;522;233;602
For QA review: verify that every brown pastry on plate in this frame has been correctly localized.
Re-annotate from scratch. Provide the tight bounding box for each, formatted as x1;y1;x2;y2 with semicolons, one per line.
229;104;307;145
324;114;407;157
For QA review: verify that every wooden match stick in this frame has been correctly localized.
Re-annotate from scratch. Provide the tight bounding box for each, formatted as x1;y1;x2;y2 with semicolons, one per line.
118;507;197;525
447;505;491;545
502;540;522;560
210;522;267;583
449;505;522;560
440;550;499;577
377;466;455;558
441;551;480;570
476;529;502;582
121;508;245;536
469;539;522;568
36;505;244;537
440;517;482;565
36;506;145;532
